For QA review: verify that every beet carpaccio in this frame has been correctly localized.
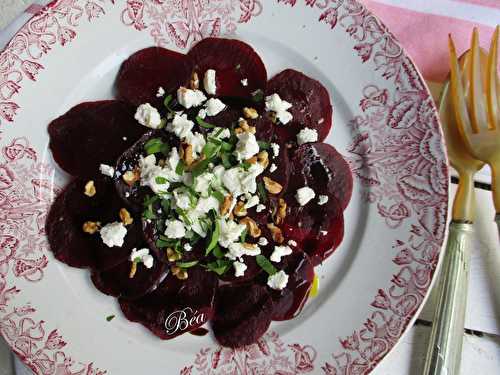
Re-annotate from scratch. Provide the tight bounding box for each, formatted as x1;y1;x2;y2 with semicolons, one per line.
46;38;353;348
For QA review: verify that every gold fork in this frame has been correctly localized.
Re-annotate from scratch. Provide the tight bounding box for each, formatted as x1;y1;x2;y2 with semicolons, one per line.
450;26;500;231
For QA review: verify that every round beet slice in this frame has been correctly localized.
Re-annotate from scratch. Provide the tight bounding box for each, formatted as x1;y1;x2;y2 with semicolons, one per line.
266;69;332;143
187;38;267;99
291;142;353;210
48;100;147;178
212;283;274;348
119;267;217;339
46;178;143;270
91;254;167;300
116;47;192;107
271;251;314;321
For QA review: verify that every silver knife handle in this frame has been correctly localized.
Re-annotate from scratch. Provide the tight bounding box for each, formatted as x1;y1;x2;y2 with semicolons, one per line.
423;222;473;375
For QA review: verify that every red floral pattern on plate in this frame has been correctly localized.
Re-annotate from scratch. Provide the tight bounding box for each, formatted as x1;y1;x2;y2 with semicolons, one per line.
179;331;317;375
0;0;448;374
120;0;262;49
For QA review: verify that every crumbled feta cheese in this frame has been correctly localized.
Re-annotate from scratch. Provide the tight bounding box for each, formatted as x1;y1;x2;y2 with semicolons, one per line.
130;248;154;269
267;270;289;290
222;164;264;196
270;245;293;262
204;98;226;117
197;108;207;119
256;204;266;213
295;186;316;206
269;163;277;173
167;113;194;139
135;103;162;129
234;132;259;161
156;87;165;97
125;192;130;198
241;78;248;86
203;69;217;95
184;243;192;252
193;172;215;197
258;237;268;246
210;127;231;140
297;127;318;145
265;93;293;124
218;219;246;248
288;240;297;247
164;219;186;239
320;230;328;235
318;195;329;205
100;222;127;247
233;261;247;277
139;154;176;194
185;132;206;157
270;142;280;158
177;87;207;108
226;242;261;260
244;195;259;209
196;196;220;214
99;164;115;177
173;189;192;210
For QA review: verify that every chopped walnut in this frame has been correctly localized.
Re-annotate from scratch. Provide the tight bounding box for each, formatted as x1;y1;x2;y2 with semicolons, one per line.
243;107;259;119
171;266;188;280
119;208;134;226
267;223;284;244
233;201;248;217
180;142;194;166
246;156;258;164
190;71;199;90
257;151;269;169
220;194;233;216
263;176;283;194
122;169;140;186
82;221;100;234
275;198;287;225
166;248;181;262
84;180;96;197
236;118;256;134
129;262;137;278
242;242;258;250
240;217;261;238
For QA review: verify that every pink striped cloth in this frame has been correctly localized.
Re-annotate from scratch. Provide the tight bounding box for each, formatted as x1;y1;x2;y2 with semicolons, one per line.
364;0;500;83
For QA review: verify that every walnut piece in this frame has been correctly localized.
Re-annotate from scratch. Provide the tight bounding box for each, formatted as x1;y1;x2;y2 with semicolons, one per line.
119;208;134;226
240;217;261;238
263;176;283;194
84;180;96;197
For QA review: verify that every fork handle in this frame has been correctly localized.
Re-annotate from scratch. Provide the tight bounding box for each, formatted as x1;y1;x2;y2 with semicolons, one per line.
423;222;473;375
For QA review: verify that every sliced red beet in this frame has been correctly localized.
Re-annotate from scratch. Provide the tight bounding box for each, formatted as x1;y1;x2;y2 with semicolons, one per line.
116;47;192;107
291;142;353;210
119;267;217;339
91;254;167;300
187;38;267;99
48;100;147;178
266;69;332;143
271;251;314;321
212;283;274;348
46;178;143;270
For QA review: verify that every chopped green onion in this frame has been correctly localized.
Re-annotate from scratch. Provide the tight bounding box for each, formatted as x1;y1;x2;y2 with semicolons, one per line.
213;127;225;138
202;142;220;159
221;153;233;169
144;138;169;155
240;161;252;170
213;245;225;259
143;207;156;220
155;238;169;248
144;195;160;206
155;176;168;184
175;160;185;175
256;255;277;275
164;94;174;113
106;315;115;322
196;116;216;129
161;199;171;213
221;141;233;152
211;190;225;204
204;259;232;275
191;158;212;177
205;219;221;255
257;181;268;203
257;141;270;150
239;228;247;243
176;208;192;225
176;260;199;269
252;89;264;102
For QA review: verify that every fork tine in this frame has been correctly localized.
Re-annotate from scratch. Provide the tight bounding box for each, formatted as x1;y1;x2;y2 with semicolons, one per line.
470;28;488;133
449;35;474;140
487;25;499;130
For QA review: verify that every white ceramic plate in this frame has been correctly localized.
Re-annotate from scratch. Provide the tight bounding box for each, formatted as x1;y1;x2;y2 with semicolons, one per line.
0;1;448;374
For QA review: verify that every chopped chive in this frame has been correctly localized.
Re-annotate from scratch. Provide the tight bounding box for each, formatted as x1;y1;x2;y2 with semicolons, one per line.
106;315;115;322
202;142;220;159
161;199;171;213
196;116;216;129
251;89;264;102
211;190;225;204
176;260;199;269
176;160;186;175
164;94;174;113
256;255;277;275
257;181;268;203
257;141;270;150
213;127;224;138
176;208;192;225
143;207;156;220
144;138;165;155
220;153;233;169
220;141;233;152
155;239;169;248
155;176;168;184
213;245;224;259
204;259;232;275
239;228;247;243
205;219;221;255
